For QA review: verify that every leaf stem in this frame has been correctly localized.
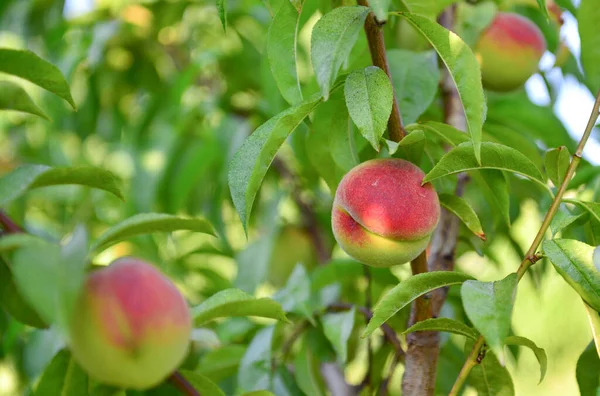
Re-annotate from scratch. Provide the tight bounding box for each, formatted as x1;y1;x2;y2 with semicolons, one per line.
450;89;600;395
168;372;200;396
356;0;406;141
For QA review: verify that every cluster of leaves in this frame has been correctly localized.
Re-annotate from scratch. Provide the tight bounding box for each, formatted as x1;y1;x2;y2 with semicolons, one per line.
0;0;599;395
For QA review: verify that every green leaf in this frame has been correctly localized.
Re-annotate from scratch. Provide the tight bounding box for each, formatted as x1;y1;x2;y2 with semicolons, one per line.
90;213;216;253
403;317;479;340
267;0;302;104
584;302;600;357
388;50;440;125
472;170;511;226
229;93;324;232
363;271;474;337
423;142;547;191
274;264;314;322
295;345;327;396
242;391;276;396
461;273;518;362
577;343;600;396
35;349;88;396
0;164;123;206
536;0;550;20
344;66;393;151
0;233;49;253
0;48;75;109
563;199;600;224
545;146;571;187
411;121;469;146
311;6;369;99
238;326;275;392
466;341;515;396
370;0;392;21
192;288;288;326
321;307;355;363
550;207;586;236
543;239;600;311
327;90;359;172
58;226;89;328
455;2;497;47
179;370;226;396
579;0;600;93
197;345;246;382
0;257;47;328
217;0;226;31
0;80;49;120
504;335;547;383
396;12;486;164
439;193;485;240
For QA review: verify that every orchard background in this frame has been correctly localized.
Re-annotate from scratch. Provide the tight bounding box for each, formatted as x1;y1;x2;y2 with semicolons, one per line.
0;0;600;395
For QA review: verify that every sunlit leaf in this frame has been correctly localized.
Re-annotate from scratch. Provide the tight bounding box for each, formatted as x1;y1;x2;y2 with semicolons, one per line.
579;0;600;93
0;80;49;120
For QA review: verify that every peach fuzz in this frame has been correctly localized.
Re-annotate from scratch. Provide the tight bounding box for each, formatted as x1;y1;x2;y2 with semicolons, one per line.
332;158;440;268
475;12;546;92
68;258;192;390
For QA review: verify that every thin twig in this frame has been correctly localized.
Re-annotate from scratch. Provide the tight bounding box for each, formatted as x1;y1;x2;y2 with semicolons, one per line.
449;90;600;396
0;210;23;234
356;0;406;141
168;372;200;396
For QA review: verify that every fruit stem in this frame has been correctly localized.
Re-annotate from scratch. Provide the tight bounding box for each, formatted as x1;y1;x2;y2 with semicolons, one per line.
356;0;406;141
450;89;600;396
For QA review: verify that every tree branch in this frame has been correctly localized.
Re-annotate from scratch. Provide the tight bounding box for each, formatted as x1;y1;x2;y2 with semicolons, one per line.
356;0;406;141
168;372;200;396
449;90;600;395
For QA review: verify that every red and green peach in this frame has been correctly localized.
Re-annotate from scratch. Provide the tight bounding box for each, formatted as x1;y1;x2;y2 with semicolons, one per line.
331;159;440;268
475;12;547;92
69;257;192;390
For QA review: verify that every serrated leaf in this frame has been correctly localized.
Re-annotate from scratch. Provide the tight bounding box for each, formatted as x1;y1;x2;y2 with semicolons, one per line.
363;271;474;337
238;326;275;392
579;0;600;93
439;194;485;240
423;142;547;191
543;239;600;311
466;341;515;396
388;50;441;125
395;12;485;164
461;273;518;362
403;317;479;340
311;6;369;99
344;66;393;151
217;0;226;31
192;288;288;325
267;0;302;104
545;146;570;187
179;370;226;396
0;257;47;328
0;164;123;206
0;80;49;120
0;48;76;109
577;342;600;396
35;349;88;396
90;213;216;253
321;307;355;363
504;335;547;383
229;93;324;232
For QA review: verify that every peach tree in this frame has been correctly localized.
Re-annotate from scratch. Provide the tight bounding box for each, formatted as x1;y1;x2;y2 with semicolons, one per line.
0;0;599;395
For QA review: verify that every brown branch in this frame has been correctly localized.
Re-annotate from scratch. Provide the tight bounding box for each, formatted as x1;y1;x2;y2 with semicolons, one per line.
272;157;331;263
168;372;200;396
357;0;406;141
0;210;23;234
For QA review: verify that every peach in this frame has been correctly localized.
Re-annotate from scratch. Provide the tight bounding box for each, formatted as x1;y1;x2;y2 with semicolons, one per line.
69;258;192;389
331;159;440;268
475;12;547;92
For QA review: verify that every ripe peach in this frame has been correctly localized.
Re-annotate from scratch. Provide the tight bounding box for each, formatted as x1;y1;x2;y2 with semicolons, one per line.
69;258;192;389
475;12;547;92
331;159;440;268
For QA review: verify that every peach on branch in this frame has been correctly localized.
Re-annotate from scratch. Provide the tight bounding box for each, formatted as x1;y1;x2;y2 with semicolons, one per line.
475;12;547;92
331;159;440;268
68;258;192;390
